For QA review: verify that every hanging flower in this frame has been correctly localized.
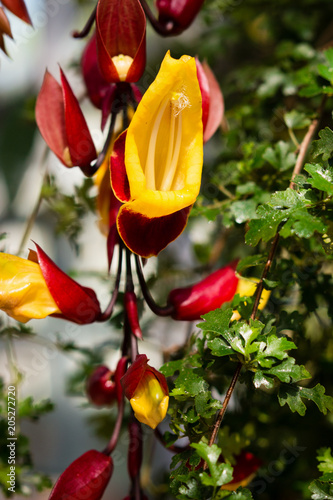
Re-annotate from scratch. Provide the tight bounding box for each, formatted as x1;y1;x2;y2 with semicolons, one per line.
156;0;205;34
35;68;97;175
168;262;239;321
111;50;203;257
96;0;146;83
121;354;169;429
0;245;101;324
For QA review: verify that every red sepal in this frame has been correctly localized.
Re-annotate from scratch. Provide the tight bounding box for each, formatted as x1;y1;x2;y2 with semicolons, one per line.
35;70;69;166
96;0;146;83
2;0;31;25
86;365;117;406
34;243;101;324
0;8;13;38
49;449;113;500
128;419;143;479
121;354;168;400
60;68;97;168
156;0;205;32
114;356;128;405
110;130;131;203
168;261;239;321
117;205;192;258
81;32;112;110
124;291;142;340
201;61;224;143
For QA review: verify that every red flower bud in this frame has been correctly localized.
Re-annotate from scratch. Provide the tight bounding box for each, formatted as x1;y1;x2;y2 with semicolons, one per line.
96;0;146;83
86;366;117;406
124;291;143;340
49;449;113;500
168;262;239;321
196;58;224;143
128;419;143;479
35;68;97;174
156;0;205;33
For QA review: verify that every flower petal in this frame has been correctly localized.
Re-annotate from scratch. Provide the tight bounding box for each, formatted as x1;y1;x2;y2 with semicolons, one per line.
35;243;101;324
201;61;224;143
110;130;131;203
117;204;191;257
0;253;61;323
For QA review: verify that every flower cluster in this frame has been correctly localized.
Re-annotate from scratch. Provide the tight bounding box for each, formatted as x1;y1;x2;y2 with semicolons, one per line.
0;1;265;498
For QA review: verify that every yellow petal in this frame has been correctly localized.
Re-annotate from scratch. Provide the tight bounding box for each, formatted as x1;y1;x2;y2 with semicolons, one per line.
0;253;61;323
130;373;169;429
231;277;271;321
124;50;203;218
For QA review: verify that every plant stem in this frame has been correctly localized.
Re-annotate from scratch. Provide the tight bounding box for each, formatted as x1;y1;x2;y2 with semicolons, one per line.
139;0;176;35
103;395;125;455
97;245;123;321
72;4;97;38
135;255;175;317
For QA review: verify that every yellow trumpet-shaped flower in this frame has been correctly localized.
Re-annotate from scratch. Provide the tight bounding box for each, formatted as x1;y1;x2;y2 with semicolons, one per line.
0;253;61;323
232;277;271;321
130;372;169;429
123;50;203;218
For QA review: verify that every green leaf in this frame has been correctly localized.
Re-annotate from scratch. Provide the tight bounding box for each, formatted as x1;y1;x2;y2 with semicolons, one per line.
278;383;333;415
236;254;266;273
279;209;327;239
198;309;234;339
160;359;183;377
304;163;333;195
263;141;296;171
229;199;258;224
312;128;333;161
245;205;287;246
284;110;311;129
256;335;296;368
309;480;333;500
215;488;254;499
191;442;233;487
317;448;333;475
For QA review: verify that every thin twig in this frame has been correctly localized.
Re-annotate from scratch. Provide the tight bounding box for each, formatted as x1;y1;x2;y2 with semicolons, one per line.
97;245;123;321
72;4;97;38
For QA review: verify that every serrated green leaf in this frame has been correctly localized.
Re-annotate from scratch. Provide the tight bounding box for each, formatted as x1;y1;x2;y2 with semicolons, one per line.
253;370;275;389
278;383;333;415
312;128;333;161
279;208;327;239
300;384;333;414
309;480;333;500
324;47;333;68
245;205;287;246
304;163;333;195
229;199;258;224
191;442;233;487
278;385;307;415
317;448;333;476
263;141;296;171
270;188;305;208
236;254;266;273
178;478;203;499
215;488;254;500
256;335;296;368
317;64;333;83
198;309;234;338
160;359;183;377
207;338;236;357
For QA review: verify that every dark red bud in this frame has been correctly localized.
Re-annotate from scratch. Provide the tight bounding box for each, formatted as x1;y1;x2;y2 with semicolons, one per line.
49;449;113;500
156;0;205;33
86;365;117;406
167;262;239;321
124;291;142;340
128;419;143;479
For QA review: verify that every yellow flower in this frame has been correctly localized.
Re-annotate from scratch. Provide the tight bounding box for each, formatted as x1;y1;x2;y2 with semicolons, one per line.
0;253;61;323
130;371;169;429
232;277;271;321
123;50;203;218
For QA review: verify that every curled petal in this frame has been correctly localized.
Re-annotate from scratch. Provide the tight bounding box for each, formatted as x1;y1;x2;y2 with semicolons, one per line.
117;204;191;258
49;450;113;500
96;0;146;83
0;253;60;323
168;262;239;321
34;243;101;324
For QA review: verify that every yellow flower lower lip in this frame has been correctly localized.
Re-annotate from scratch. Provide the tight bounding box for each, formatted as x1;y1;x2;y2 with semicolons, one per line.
130;374;169;429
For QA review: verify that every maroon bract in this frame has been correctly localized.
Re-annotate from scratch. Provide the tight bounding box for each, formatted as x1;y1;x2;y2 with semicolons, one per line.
49;449;113;500
156;0;205;33
167;262;239;321
35;68;97;173
86;365;117;406
196;58;224;143
96;0;146;83
124;291;143;339
32;243;102;324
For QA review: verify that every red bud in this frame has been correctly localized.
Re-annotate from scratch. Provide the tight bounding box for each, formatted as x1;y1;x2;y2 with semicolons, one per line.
121;354;168;400
156;0;205;33
168;262;239;321
86;366;117;406
49;449;113;500
124;291;143;340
